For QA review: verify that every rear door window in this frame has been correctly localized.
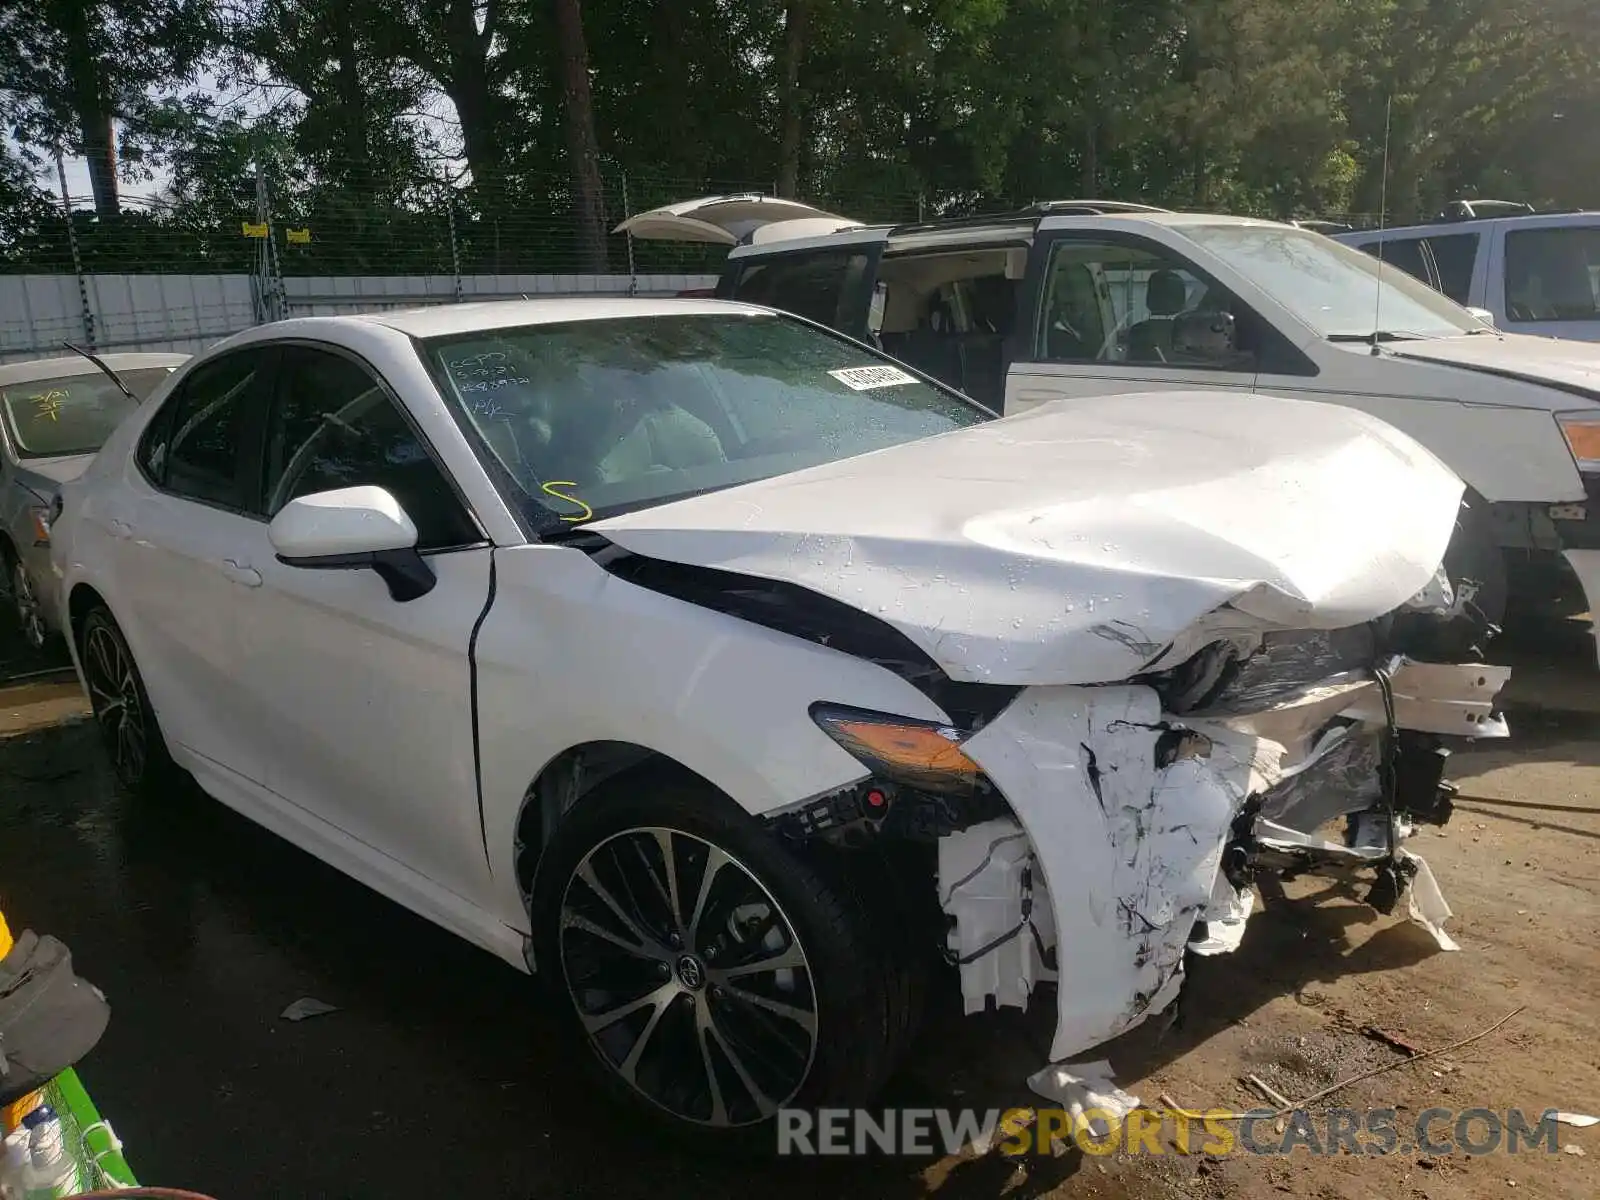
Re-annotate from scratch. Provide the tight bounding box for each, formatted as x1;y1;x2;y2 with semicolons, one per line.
1504;226;1600;323
141;349;267;510
1358;237;1431;287
727;250;872;333
1424;233;1481;304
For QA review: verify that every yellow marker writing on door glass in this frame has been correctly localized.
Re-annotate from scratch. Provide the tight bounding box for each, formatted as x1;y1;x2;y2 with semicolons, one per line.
541;480;593;523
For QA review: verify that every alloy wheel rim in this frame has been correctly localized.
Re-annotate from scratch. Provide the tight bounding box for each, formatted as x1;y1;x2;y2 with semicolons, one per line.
12;563;45;651
558;826;819;1128
82;624;147;784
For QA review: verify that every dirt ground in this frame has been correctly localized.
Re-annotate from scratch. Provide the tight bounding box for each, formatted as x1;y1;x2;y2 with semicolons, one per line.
1;619;1596;1199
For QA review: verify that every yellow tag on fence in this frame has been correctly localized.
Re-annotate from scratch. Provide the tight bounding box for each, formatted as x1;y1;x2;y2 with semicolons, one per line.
241;222;268;238
286;227;311;244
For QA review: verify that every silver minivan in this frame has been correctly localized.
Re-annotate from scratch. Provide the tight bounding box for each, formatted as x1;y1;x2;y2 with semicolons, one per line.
1336;212;1600;343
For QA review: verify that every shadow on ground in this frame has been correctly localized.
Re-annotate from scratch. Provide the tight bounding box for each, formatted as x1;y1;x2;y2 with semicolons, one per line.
2;611;1598;1197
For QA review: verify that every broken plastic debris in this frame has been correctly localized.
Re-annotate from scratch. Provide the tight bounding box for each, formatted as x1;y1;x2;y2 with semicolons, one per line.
1400;850;1459;951
1563;1144;1586;1157
938;818;1056;1013
1189;878;1253;956
280;997;338;1022
1554;1112;1600;1128
1027;1060;1140;1144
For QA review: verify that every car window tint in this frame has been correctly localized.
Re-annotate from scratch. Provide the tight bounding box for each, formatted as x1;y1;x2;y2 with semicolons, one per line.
729;251;869;330
1425;233;1480;304
1035;239;1256;371
0;368;167;459
265;346;477;551
1361;237;1430;287
161;351;262;507
1504;226;1600;323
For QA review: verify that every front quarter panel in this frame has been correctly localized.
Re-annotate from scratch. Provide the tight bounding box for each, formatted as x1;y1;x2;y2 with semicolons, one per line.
475;543;950;928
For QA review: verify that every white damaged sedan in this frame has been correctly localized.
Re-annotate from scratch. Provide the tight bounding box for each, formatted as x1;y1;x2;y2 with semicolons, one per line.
49;298;1508;1138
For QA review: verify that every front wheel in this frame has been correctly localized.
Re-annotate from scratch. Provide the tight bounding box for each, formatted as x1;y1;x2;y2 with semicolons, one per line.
78;606;178;796
530;772;904;1147
8;557;49;652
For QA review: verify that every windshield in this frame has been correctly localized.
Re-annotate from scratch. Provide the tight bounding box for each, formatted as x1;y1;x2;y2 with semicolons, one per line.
0;367;170;458
420;312;989;527
1179;223;1484;340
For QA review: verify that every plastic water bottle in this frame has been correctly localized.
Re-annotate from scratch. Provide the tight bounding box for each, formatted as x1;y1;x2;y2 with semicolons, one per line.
16;1108;79;1200
0;1128;32;1200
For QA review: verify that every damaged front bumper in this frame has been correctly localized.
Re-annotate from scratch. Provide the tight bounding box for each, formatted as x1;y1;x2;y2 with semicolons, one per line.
939;648;1509;1066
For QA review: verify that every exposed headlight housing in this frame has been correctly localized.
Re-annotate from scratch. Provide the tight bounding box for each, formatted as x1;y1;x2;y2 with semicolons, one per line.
810;703;984;795
1556;411;1600;472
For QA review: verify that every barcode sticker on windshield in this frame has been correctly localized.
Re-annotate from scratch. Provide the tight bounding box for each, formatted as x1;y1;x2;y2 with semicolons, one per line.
828;365;918;391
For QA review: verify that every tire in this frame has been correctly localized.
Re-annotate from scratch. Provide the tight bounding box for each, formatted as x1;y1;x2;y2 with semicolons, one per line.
4;550;50;652
78;605;179;797
529;768;905;1151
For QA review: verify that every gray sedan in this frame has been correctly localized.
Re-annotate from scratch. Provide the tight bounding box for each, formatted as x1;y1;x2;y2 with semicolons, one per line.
1;351;186;648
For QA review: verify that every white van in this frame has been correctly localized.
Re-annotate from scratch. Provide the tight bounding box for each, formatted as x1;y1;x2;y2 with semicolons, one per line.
619;196;1600;654
1335;212;1600;343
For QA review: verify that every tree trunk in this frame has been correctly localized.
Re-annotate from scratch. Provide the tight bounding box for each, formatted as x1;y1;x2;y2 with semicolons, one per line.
332;12;373;206
553;0;609;272
76;110;119;218
58;0;118;218
1080;115;1098;197
777;0;809;198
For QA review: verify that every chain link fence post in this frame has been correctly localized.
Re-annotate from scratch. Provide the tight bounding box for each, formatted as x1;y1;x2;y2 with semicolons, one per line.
621;171;638;295
55;149;96;349
443;177;463;303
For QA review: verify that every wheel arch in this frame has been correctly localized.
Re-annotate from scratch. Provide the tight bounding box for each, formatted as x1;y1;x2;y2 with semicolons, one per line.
66;580;110;646
512;741;739;914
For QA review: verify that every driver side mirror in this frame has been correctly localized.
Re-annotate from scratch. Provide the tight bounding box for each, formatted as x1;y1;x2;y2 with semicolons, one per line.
268;485;437;602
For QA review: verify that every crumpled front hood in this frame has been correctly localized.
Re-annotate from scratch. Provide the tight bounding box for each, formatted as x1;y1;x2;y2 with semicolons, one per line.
592;391;1466;686
1388;332;1600;401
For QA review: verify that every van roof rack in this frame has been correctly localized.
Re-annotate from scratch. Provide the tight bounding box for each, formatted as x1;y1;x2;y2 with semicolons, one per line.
1025;199;1171;215
884;198;1169;239
1438;199;1538;222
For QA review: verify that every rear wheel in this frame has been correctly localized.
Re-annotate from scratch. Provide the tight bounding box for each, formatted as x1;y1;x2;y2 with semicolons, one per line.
530;771;904;1148
78;606;178;796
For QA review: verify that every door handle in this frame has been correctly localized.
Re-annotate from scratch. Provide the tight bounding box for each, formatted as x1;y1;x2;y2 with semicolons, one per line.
218;558;262;588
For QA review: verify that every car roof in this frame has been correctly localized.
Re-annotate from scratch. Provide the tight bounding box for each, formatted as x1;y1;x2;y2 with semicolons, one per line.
1338;210;1600;238
725;209;1292;259
0;351;189;387
345;296;774;339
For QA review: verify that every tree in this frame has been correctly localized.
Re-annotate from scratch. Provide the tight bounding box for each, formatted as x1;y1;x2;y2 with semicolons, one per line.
552;0;608;272
0;0;211;217
776;0;809;198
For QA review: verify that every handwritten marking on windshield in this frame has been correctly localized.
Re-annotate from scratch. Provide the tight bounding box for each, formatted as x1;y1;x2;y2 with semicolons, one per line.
29;389;68;421
541;480;593;523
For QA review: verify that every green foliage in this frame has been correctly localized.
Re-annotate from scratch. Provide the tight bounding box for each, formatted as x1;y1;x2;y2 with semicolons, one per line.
2;0;1597;273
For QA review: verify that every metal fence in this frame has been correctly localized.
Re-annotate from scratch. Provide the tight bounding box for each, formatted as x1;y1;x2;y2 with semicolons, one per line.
0;270;720;363
0;164;927;362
